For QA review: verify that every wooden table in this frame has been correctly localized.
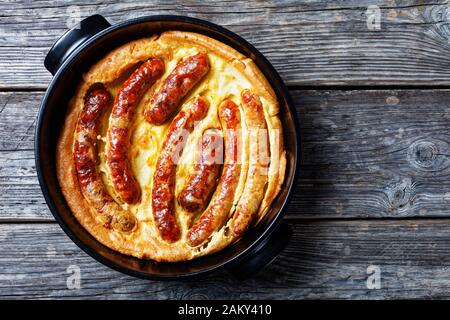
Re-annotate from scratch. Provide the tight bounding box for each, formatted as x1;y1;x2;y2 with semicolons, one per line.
2;0;450;299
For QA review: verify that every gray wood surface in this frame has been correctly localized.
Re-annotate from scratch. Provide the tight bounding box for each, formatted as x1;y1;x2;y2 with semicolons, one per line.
2;0;450;300
3;220;450;299
3;0;450;88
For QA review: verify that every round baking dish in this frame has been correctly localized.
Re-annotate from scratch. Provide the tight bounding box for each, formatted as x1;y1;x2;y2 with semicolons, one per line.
35;14;299;280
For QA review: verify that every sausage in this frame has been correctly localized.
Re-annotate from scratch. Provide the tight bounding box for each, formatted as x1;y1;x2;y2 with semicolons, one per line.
144;52;210;125
106;58;164;204
231;90;268;237
186;99;241;247
74;86;136;232
177;128;222;213
152;96;209;242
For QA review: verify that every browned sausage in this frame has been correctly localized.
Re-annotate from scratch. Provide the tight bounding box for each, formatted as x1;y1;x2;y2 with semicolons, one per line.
231;90;268;237
186;99;241;247
144;52;210;125
74;86;136;232
106;58;164;204
177;128;222;213
152;96;209;242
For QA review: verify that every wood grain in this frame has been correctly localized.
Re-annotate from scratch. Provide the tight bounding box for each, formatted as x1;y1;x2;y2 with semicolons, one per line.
1;220;450;299
2;0;450;88
1;89;450;220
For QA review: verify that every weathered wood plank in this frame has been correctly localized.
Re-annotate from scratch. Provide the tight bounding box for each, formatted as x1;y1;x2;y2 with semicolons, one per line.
1;220;450;299
2;89;450;220
2;0;450;88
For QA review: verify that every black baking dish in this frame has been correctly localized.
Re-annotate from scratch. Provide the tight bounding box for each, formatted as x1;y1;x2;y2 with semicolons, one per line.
35;14;300;280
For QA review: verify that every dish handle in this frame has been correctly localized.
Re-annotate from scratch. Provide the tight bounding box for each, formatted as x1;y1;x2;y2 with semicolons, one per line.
226;221;292;280
44;14;111;75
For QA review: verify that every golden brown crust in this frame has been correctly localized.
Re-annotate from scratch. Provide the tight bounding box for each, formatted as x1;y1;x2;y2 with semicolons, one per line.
56;31;286;262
